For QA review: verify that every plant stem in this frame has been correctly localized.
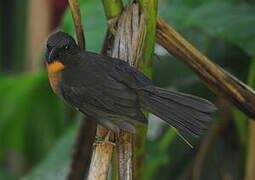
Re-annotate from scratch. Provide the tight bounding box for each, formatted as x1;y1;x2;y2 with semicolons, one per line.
88;126;115;180
137;0;158;77
102;0;123;19
68;0;85;49
102;1;157;179
134;1;158;179
156;17;255;120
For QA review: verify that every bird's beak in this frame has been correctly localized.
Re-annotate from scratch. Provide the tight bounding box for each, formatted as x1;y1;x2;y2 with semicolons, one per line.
48;47;58;63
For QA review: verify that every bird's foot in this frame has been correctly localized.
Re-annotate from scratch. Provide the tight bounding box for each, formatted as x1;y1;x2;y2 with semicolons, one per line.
94;131;115;146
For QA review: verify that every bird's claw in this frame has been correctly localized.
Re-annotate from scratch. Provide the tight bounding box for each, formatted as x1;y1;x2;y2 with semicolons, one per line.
94;131;115;146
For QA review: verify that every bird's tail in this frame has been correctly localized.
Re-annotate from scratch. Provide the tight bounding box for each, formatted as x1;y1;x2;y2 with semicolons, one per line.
139;87;217;136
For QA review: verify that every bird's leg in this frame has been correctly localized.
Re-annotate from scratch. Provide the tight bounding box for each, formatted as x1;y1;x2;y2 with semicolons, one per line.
94;130;115;146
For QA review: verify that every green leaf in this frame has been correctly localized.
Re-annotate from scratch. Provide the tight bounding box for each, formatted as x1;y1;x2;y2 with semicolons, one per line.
62;1;107;52
185;3;255;56
0;72;67;164
22;124;79;180
160;2;255;57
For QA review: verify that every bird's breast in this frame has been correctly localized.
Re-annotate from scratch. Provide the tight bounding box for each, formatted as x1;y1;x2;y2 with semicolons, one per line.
48;71;62;95
47;61;65;95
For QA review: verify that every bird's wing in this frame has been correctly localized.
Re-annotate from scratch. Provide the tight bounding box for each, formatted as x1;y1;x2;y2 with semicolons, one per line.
60;54;147;124
83;51;154;90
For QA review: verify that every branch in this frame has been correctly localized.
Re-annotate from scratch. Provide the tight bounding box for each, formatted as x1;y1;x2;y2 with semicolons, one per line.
68;0;85;49
156;17;255;120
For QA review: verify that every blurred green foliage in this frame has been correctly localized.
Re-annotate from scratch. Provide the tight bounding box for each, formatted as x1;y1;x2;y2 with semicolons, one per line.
0;72;68;179
0;0;255;179
1;0;28;72
62;0;107;52
22;123;78;180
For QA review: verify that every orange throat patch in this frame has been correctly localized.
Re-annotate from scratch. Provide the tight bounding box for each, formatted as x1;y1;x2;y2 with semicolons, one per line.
47;61;64;94
47;61;65;73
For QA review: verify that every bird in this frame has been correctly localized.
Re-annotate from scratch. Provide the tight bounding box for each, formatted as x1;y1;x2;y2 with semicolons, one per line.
45;31;217;136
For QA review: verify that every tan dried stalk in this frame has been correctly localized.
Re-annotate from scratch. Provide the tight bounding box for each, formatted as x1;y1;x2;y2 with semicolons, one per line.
68;0;85;49
156;17;255;120
110;4;149;179
88;126;115;180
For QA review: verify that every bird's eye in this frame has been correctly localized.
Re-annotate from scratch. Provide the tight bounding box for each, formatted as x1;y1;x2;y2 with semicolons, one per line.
65;45;70;50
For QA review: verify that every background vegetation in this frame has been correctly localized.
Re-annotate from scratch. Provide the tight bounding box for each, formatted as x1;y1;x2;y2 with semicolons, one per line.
0;0;255;179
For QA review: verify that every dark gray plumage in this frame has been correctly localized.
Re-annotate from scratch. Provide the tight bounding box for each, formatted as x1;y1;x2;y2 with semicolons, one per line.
46;31;217;136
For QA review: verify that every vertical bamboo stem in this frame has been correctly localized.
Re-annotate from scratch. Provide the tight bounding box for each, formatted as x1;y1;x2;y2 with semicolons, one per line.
102;1;157;179
88;126;115;180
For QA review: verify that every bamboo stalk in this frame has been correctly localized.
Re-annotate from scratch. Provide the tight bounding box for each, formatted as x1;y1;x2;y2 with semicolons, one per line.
156;17;255;120
111;4;144;179
102;1;157;179
134;1;158;179
116;131;133;179
102;1;132;180
88;126;115;180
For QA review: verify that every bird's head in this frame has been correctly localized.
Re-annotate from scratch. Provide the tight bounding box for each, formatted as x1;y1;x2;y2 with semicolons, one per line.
45;31;79;72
